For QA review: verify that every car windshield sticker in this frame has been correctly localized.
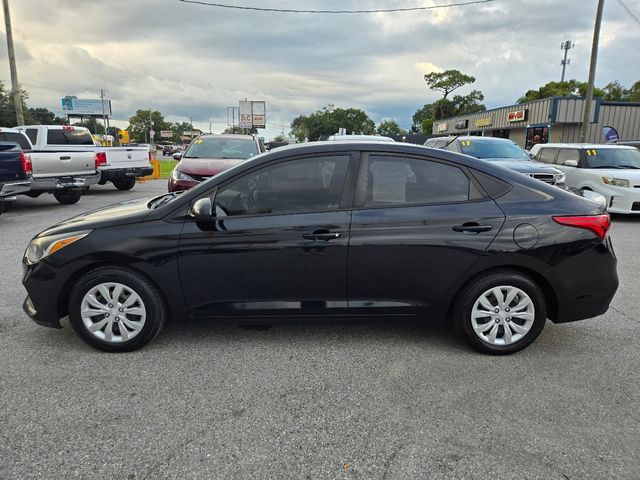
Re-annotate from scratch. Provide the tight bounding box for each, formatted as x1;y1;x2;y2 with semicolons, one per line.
461;140;472;146
372;161;408;203
586;149;597;156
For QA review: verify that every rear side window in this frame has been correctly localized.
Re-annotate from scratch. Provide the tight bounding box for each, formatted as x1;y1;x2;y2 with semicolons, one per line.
46;129;94;145
536;148;558;164
25;129;37;145
0;132;31;150
361;156;470;207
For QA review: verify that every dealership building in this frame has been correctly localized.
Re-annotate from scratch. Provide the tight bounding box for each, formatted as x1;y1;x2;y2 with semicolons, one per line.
432;97;640;150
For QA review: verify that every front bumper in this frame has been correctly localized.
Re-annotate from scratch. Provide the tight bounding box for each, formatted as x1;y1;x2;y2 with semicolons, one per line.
31;172;101;191
22;261;64;328
1;180;32;198
592;184;640;214
100;167;154;181
168;177;200;192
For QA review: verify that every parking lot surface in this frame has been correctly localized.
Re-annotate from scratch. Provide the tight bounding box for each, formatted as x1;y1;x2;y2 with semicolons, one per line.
1;181;639;479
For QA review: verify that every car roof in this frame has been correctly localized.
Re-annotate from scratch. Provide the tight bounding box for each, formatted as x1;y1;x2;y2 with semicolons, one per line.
533;143;636;150
0;127;25;133
328;135;394;142
197;134;256;141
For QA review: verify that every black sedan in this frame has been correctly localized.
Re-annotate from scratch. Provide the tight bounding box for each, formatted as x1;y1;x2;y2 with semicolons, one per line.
22;141;618;354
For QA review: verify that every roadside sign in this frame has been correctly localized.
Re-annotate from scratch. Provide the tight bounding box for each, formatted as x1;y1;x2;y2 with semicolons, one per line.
149;130;155;139
239;100;253;128
160;130;173;138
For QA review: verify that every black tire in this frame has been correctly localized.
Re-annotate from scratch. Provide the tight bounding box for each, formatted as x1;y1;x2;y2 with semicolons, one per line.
68;267;166;352
113;178;136;191
53;189;82;205
452;270;546;355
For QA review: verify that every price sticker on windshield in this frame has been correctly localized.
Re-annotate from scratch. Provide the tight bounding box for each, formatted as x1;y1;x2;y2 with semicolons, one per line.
586;149;597;156
461;140;472;146
195;139;203;144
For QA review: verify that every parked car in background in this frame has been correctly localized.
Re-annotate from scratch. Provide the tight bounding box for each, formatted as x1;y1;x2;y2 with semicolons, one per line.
0;141;32;214
530;143;640;214
23;141;617;354
433;136;566;187
19;126;152;191
168;134;265;192
5;127;99;205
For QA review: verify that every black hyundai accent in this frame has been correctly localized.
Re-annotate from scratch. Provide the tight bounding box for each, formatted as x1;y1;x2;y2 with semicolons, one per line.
22;141;618;354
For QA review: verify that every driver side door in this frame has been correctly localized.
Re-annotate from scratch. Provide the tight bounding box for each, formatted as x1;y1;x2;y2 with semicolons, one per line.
177;153;357;317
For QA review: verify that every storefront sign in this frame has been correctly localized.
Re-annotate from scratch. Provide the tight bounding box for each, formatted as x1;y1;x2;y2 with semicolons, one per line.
436;123;448;132
475;117;492;127
508;109;528;123
455;120;468;129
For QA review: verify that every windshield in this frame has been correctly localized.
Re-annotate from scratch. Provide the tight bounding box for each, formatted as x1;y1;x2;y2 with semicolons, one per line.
459;139;531;161
184;137;259;160
583;148;640;169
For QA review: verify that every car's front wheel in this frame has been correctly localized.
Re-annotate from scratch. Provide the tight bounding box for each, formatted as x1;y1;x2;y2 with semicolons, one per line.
68;267;166;352
453;270;546;355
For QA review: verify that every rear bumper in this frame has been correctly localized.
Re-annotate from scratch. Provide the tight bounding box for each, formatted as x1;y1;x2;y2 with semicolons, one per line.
31;172;101;191
1;180;32;197
546;236;618;323
99;167;154;181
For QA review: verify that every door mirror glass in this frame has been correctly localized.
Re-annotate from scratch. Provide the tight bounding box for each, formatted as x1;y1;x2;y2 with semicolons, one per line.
190;197;213;221
564;159;578;167
173;152;182;161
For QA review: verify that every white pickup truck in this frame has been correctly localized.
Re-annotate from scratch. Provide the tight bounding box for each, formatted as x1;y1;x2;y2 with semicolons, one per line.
1;127;99;205
19;125;153;191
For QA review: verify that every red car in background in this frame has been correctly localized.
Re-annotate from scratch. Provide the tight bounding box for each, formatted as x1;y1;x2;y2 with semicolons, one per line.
168;134;265;192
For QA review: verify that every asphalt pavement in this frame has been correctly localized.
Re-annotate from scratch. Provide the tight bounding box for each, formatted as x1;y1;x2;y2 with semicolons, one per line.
0;180;638;479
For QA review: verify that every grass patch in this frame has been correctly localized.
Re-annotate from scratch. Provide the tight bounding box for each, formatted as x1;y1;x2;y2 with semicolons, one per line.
157;160;178;179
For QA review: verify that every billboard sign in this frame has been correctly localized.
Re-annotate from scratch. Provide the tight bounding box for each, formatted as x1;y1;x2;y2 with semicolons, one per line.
252;101;266;129
239;100;253;128
160;130;173;138
61;96;112;115
508;109;528;123
476;117;493;127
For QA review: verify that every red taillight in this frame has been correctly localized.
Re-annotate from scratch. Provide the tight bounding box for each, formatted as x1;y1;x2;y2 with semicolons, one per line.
96;151;107;167
552;214;611;240
62;125;75;131
20;152;32;175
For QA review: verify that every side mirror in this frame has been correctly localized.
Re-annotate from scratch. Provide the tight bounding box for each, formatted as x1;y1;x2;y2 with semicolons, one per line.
173;153;182;161
564;159;578;167
528;152;534;159
190;197;213;222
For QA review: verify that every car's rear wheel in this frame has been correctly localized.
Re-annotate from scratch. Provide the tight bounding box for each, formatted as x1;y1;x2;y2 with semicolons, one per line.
53;189;82;205
68;267;166;352
453;270;546;355
113;178;136;191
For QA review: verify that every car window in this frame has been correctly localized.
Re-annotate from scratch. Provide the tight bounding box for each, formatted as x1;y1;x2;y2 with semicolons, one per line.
185;137;259;160
25;129;38;145
46;129;94;145
215;155;350;216
457;139;530;160
0;132;31;150
362;155;470;207
556;149;580;165
536;148;559;164
582;147;640;169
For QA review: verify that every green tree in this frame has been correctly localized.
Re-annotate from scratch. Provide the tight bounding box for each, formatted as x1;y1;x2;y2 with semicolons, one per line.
27;107;65;125
518;80;606;103
127;109;170;142
423;69;484;121
0;81;31;126
627;81;640;101
412;104;434;131
424;70;476;99
289;105;376;142
377;119;405;136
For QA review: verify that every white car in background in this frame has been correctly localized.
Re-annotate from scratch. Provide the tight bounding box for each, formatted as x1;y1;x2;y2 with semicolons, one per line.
530;143;640;214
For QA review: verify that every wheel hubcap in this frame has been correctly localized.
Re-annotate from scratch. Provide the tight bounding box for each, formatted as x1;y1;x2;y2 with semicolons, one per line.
471;285;535;346
80;282;146;343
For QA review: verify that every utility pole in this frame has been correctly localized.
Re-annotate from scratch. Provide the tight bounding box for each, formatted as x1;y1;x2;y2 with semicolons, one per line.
2;0;23;125
100;89;107;141
580;0;605;143
560;40;574;82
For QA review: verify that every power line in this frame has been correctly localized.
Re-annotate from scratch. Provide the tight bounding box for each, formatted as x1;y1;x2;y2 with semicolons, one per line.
178;0;496;14
616;0;640;26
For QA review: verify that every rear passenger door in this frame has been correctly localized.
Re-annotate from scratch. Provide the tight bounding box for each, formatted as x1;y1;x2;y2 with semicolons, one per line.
554;149;582;186
347;153;505;314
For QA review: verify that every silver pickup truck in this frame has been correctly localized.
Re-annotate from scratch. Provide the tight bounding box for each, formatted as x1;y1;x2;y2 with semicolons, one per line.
1;128;99;205
20;125;152;191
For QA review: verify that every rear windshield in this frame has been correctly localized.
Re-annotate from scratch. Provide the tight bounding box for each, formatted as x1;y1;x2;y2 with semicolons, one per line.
0;132;31;150
459;139;530;161
46;129;94;145
184;137;259;160
583;148;640;169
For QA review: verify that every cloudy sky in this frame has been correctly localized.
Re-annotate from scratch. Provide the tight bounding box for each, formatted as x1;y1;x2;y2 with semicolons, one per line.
2;0;640;139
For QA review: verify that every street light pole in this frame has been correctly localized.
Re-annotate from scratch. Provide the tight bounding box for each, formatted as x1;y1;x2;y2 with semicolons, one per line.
2;0;24;125
580;0;605;143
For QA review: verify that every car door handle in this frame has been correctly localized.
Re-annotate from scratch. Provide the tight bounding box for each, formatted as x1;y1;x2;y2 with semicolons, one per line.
60;156;71;160
452;223;493;234
303;231;342;241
